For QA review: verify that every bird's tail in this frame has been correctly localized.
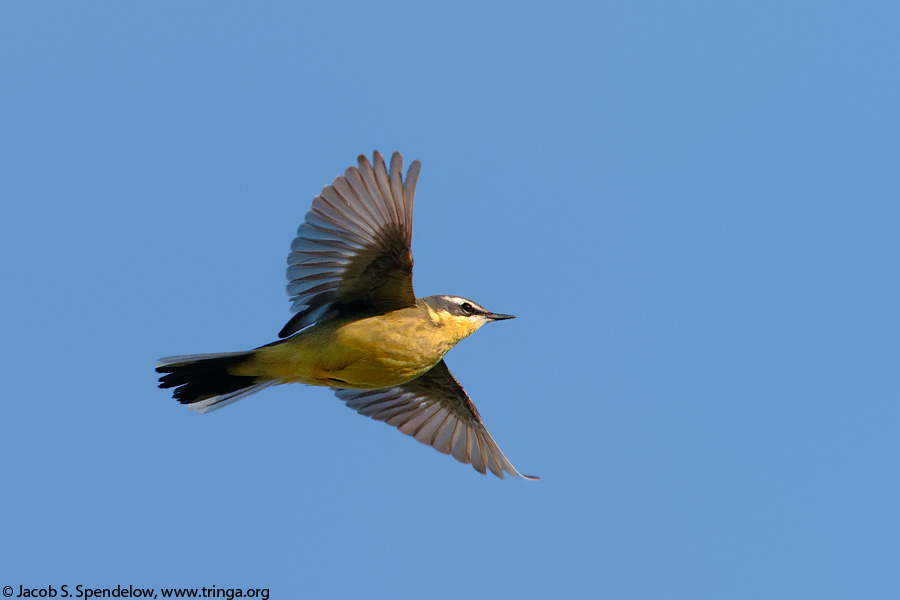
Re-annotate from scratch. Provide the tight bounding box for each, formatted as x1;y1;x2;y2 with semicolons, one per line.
156;351;277;413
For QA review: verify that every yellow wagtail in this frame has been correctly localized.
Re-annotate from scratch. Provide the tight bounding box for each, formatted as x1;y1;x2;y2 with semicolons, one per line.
157;151;536;480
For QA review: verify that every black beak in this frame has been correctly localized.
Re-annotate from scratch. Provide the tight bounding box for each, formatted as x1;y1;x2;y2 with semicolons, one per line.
486;312;515;321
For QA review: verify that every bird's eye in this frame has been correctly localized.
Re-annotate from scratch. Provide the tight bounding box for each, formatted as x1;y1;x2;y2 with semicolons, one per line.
460;302;474;315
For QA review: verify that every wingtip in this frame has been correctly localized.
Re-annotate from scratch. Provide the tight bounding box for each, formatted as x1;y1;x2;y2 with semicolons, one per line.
505;465;540;481
357;151;420;183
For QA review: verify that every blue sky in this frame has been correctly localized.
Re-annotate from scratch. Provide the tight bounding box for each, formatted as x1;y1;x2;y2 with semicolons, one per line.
2;2;899;598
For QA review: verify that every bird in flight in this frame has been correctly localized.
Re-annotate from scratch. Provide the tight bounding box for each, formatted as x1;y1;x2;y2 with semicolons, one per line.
157;151;536;480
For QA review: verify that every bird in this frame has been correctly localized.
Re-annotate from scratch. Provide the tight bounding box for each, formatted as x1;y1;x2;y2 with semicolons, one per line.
156;151;536;480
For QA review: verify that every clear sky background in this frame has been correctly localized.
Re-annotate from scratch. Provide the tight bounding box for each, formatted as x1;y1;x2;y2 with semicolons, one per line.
2;2;898;598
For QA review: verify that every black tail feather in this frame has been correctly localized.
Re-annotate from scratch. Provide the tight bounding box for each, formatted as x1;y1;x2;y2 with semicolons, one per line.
156;353;257;406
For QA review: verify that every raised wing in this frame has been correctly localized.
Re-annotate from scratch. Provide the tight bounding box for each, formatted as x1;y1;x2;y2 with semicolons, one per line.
280;151;420;338
334;361;538;480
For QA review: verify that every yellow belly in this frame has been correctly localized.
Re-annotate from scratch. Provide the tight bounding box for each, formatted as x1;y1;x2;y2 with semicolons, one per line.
232;308;458;389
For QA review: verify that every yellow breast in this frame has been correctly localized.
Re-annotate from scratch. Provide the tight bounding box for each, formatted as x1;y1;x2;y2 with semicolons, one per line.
234;305;470;389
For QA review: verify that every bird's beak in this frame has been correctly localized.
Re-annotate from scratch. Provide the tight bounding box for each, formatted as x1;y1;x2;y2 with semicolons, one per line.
486;312;515;321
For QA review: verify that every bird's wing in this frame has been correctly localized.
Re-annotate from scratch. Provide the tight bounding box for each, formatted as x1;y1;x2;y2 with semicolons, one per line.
334;360;538;480
280;151;420;338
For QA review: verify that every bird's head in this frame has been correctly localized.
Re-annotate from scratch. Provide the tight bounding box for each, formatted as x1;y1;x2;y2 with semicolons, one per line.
422;295;515;342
